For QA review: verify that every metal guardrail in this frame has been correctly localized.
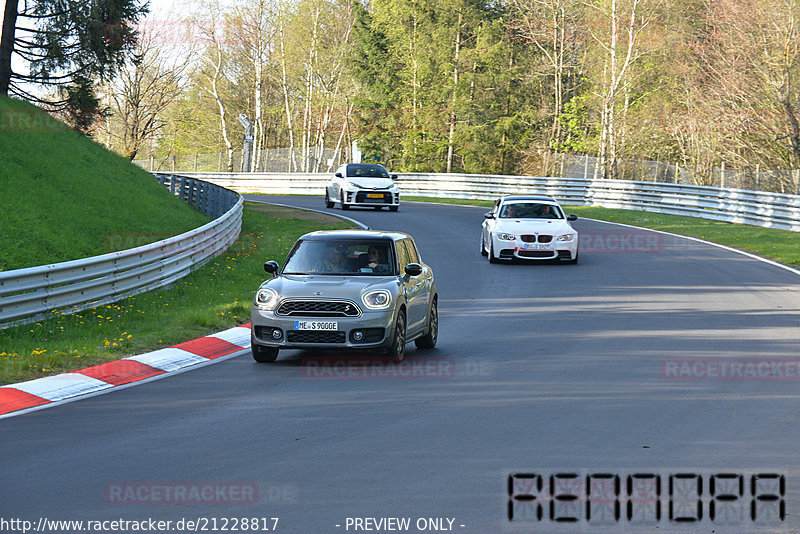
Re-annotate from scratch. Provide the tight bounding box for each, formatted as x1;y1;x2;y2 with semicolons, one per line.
0;175;242;327
168;171;800;232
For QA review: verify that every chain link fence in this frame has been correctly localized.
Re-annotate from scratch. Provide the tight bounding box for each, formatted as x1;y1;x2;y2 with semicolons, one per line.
553;153;800;194
137;149;800;195
134;146;341;174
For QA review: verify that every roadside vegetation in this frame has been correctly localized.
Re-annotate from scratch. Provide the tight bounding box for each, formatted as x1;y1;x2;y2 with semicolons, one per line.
404;196;800;269
0;203;353;385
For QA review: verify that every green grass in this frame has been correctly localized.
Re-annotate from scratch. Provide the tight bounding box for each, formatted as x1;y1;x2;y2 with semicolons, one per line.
0;96;209;270
404;195;800;269
0;202;353;385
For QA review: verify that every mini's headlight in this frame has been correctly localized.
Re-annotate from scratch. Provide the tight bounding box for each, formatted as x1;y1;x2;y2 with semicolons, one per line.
362;289;392;310
496;233;516;241
557;233;575;242
255;288;278;310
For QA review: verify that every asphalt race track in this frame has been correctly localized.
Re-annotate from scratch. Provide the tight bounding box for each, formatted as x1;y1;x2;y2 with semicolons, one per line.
2;196;800;534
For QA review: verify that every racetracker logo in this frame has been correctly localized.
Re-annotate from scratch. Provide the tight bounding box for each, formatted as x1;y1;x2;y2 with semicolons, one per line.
661;358;800;380
104;482;259;505
301;356;467;379
579;230;663;253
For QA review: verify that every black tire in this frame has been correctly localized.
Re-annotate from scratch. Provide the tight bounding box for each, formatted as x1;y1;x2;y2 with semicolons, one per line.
480;235;488;256
566;251;579;264
324;190;334;208
389;205;398;212
414;299;438;349
386;311;406;363
341;192;349;210
488;240;499;264
374;206;382;210
252;343;279;363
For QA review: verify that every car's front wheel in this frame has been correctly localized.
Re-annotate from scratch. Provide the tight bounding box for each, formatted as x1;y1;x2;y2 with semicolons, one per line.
488;239;499;264
414;299;438;349
386;311;406;363
324;190;334;208
480;234;488;256
389;205;398;212
252;343;279;363
341;192;349;210
566;251;579;264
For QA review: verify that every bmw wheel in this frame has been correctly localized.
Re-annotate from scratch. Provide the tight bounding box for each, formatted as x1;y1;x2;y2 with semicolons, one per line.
480;234;488;256
386;311;406;363
488;239;499;264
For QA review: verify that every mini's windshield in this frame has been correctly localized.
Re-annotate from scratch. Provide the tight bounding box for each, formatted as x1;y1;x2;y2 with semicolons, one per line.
282;239;396;275
499;202;564;219
346;164;390;179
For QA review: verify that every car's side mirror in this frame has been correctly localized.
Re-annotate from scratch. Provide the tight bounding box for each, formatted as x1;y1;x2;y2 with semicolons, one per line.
567;214;578;221
264;261;279;276
335;172;343;178
404;263;423;277
484;212;495;219
391;174;398;180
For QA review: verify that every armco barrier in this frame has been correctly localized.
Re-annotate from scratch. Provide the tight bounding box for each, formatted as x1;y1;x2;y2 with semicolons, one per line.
0;175;242;327
164;171;800;232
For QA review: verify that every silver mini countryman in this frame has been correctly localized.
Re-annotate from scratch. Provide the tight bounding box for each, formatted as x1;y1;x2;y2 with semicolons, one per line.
250;230;438;363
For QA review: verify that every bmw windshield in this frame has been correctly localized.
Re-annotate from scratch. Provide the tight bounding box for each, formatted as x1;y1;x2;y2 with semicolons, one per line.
499;202;564;219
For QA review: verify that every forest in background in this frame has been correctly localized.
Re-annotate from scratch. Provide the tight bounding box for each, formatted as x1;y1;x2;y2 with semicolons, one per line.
89;0;800;188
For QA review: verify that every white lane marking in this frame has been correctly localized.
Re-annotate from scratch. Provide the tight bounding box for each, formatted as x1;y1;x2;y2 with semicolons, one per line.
245;198;370;230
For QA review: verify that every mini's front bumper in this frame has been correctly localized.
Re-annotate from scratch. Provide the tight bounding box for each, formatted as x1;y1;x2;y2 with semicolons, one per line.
251;308;396;350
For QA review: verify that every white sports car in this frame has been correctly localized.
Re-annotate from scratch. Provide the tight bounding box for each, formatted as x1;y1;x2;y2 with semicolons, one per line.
480;195;579;263
324;163;400;211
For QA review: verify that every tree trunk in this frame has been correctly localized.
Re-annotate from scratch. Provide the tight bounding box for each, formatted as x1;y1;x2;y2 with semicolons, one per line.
446;11;463;174
0;0;20;95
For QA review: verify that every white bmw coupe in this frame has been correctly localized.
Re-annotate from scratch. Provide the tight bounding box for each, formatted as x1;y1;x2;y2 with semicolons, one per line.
480;195;579;264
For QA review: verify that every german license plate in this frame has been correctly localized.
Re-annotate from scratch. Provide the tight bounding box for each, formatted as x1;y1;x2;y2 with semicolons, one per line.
294;321;338;331
366;193;383;198
523;243;552;251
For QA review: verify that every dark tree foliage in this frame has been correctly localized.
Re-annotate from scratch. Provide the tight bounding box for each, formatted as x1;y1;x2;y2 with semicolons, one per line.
0;0;147;132
347;0;400;166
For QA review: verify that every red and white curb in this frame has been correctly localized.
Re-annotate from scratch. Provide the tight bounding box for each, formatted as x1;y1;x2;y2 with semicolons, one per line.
0;324;252;419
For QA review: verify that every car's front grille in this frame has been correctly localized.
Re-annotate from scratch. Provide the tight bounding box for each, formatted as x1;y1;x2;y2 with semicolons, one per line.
518;250;556;258
287;330;346;343
520;234;553;243
355;191;392;203
277;300;361;317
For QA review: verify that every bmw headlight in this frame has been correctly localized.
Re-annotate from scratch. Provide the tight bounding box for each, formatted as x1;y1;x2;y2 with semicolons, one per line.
557;233;575;242
496;233;516;241
255;288;279;310
362;289;392;310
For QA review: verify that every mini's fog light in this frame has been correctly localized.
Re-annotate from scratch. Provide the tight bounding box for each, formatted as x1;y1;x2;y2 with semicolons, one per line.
272;329;283;340
352;330;364;341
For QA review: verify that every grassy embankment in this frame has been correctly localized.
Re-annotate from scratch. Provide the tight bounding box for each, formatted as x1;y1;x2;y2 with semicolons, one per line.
0;97;352;384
